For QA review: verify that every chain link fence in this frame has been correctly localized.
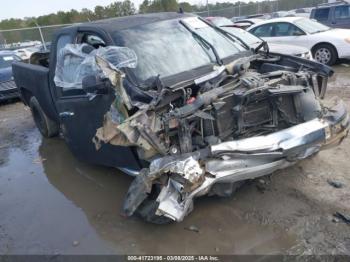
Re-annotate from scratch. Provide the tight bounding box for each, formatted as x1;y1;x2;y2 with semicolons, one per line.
194;2;279;18
193;0;328;18
0;24;73;51
0;0;329;51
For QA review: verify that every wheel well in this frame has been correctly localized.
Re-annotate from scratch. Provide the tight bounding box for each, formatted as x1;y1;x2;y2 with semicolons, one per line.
311;42;338;59
20;88;33;106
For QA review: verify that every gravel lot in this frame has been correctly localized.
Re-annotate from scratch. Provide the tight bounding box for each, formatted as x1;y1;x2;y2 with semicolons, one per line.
0;65;349;255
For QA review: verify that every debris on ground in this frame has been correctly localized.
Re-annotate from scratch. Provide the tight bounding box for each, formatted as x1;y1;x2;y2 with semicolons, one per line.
327;179;345;189
258;179;266;185
184;225;200;233
256;184;267;194
256;179;269;193
333;212;350;225
332;217;340;223
32;157;47;164
72;241;80;247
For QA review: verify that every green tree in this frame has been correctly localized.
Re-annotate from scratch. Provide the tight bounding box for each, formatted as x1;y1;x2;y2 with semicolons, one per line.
140;0;179;13
179;2;192;12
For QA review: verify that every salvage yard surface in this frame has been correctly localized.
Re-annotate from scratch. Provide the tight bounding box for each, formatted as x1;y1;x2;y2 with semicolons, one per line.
0;65;350;255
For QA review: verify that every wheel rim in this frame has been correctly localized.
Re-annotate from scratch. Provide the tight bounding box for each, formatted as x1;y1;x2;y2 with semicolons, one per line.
314;47;331;64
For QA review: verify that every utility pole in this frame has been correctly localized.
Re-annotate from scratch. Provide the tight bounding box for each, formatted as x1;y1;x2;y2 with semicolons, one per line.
34;21;47;51
207;0;209;17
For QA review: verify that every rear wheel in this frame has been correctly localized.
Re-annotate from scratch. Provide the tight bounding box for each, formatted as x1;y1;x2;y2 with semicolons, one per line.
29;96;59;138
313;44;337;65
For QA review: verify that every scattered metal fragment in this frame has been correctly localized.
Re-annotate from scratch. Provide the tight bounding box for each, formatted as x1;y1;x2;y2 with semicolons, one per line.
184;225;200;233
327;179;344;189
333;212;350;225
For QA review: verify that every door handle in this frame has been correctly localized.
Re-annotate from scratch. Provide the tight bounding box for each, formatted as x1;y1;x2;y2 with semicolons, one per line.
59;112;75;119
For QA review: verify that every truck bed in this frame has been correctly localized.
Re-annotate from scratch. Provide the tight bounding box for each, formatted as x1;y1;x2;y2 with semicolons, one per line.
12;61;59;122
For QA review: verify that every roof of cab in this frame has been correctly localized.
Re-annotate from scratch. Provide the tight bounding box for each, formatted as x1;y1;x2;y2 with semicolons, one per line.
69;12;194;32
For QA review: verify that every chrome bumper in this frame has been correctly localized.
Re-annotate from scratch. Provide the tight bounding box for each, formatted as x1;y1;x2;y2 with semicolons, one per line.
155;99;349;222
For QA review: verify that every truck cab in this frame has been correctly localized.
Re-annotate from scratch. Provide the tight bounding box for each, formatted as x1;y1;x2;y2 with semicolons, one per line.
13;22;143;172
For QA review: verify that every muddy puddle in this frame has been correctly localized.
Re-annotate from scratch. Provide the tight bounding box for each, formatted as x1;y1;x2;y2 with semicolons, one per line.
0;120;297;254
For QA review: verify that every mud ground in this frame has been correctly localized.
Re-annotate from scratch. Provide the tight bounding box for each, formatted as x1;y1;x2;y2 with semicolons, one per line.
0;65;349;255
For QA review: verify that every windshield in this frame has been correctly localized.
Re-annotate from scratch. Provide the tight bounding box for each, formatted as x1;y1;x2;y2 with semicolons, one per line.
0;54;18;69
113;17;244;82
211;17;234;27
222;27;262;46
294;18;330;34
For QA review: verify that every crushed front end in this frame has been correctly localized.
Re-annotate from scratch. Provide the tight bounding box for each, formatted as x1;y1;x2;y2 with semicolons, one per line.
90;49;349;223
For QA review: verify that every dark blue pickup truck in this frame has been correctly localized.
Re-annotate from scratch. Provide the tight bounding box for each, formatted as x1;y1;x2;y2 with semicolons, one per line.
12;13;350;223
0;50;20;101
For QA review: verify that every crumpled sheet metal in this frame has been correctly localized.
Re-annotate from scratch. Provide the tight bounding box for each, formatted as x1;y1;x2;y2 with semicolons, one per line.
95;56;133;111
122;152;203;216
149;153;203;185
94;109;164;158
54;44;137;90
124;99;350;222
88;45;169;157
210;118;329;155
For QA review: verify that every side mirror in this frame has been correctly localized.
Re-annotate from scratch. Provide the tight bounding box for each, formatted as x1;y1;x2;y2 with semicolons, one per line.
82;75;109;94
293;31;305;36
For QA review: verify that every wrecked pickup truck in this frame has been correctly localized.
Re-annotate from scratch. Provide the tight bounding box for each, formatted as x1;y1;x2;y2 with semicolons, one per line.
13;13;349;223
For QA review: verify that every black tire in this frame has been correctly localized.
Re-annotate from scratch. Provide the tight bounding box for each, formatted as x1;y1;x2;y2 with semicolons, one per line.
135;198;173;225
29;96;59;138
312;44;337;66
134;184;173;224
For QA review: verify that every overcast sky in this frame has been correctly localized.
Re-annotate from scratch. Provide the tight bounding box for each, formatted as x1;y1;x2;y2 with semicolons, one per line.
0;0;254;20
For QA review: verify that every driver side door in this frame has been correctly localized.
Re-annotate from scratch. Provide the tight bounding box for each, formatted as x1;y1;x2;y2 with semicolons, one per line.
266;22;309;48
53;29;141;171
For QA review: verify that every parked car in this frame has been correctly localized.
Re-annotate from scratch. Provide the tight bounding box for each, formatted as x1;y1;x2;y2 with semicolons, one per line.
270;11;290;18
248;17;350;65
206;16;237;27
13;13;349;223
0;51;20;101
310;1;350;29
206;17;313;59
286;8;311;18
233;18;264;30
231;15;247;22
14;46;41;61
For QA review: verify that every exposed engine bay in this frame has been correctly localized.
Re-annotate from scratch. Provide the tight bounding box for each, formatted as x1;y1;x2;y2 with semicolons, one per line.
55;44;349;223
94;54;329;160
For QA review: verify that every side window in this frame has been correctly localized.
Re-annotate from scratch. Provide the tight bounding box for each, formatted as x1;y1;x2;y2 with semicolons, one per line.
55;32;106;95
56;34;72;57
251;24;273;37
274;23;305;37
274;23;290;36
314;8;330;21
335;6;350;19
